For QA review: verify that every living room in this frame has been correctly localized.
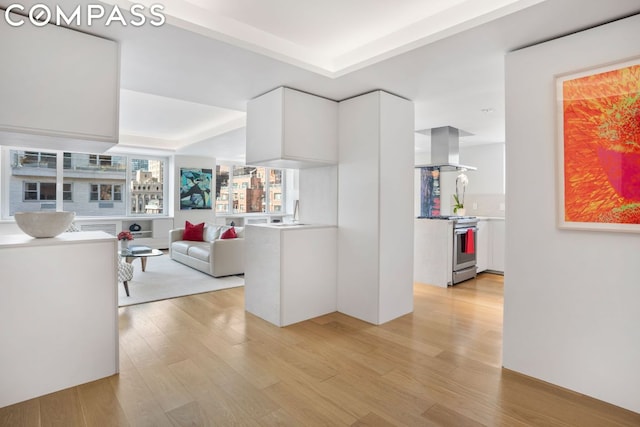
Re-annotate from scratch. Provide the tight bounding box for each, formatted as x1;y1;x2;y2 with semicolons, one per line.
1;0;640;424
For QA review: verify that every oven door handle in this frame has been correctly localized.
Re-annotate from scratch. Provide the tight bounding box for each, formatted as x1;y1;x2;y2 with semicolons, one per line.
454;227;477;234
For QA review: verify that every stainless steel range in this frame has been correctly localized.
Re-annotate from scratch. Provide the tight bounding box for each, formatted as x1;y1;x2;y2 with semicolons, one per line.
418;215;478;284
451;216;478;284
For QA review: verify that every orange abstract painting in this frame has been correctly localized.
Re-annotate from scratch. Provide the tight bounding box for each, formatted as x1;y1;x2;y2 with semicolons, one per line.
559;60;640;229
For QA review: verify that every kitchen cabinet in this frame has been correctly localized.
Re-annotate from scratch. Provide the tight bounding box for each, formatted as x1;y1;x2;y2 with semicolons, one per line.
0;20;119;153
476;218;489;273
489;218;505;273
244;224;337;326
246;87;338;168
475;217;505;274
0;231;119;407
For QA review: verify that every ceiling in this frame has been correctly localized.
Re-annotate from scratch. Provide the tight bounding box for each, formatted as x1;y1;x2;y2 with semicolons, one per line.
3;0;640;162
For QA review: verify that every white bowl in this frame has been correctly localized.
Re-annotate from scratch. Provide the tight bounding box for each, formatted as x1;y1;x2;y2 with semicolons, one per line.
14;211;76;238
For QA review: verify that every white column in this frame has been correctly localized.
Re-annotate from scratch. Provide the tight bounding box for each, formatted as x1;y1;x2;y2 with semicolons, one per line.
337;91;415;324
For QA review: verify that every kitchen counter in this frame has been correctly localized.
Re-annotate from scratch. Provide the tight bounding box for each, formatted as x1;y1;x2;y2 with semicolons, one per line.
244;223;337;326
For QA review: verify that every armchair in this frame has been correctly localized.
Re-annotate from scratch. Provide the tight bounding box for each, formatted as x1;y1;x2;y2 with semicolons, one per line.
118;259;134;297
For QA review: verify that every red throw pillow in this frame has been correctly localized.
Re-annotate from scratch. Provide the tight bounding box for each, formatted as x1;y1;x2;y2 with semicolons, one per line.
183;221;205;241
220;226;237;239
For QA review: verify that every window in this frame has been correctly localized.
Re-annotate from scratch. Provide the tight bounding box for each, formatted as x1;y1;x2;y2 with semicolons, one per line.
23;182;56;201
215;164;286;215
63;183;72;201
269;170;283;212
6;148;167;218
90;184;122;201
233;166;265;213
62;152;127;216
215;165;231;214
89;155;113;167
130;158;164;214
18;151;57;169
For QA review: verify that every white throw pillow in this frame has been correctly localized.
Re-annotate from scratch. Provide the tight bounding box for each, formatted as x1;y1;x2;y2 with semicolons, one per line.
203;224;221;241
235;226;244;238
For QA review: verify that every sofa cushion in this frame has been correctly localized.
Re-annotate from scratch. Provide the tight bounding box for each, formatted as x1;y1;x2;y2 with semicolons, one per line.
171;240;192;255
183;221;205;241
187;244;210;262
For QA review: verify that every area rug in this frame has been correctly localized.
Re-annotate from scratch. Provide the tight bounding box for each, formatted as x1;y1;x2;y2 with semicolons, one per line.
118;254;244;307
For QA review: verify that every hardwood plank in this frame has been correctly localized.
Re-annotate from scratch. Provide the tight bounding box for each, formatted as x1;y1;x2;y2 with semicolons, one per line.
423;403;486;427
167;358;261;425
352;411;417;426
76;377;129;427
39;387;84;427
165;401;212;427
263;379;357;426
257;408;301;426
109;368;174;427
0;398;40;427
136;365;193;413
322;369;437;425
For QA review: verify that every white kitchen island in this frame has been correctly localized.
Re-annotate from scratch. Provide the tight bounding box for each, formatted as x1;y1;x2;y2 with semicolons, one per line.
0;231;119;408
244;223;337;327
414;218;454;287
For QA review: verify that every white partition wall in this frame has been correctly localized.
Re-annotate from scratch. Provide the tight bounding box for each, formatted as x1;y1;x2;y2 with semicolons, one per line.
0;232;119;407
337;91;414;325
504;14;640;413
299;165;338;225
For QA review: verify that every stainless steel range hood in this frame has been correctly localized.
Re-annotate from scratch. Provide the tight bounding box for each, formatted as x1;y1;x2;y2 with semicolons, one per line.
415;126;476;171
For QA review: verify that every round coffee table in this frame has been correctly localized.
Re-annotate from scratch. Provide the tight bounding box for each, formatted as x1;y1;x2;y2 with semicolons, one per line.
119;249;163;272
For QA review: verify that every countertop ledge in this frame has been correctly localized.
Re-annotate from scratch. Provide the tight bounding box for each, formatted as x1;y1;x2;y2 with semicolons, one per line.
248;223;337;230
0;231;115;248
415;216;505;221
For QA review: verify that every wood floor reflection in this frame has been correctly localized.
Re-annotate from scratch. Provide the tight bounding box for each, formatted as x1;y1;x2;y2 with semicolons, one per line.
2;273;639;426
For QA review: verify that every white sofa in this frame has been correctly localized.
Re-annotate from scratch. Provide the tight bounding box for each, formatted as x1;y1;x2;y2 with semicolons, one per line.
169;226;245;277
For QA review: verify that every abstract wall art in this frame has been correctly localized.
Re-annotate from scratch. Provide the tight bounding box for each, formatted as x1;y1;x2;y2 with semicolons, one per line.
180;168;212;210
557;58;640;232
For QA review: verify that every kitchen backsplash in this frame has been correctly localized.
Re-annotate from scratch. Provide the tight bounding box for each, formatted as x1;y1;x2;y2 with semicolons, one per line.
461;193;505;218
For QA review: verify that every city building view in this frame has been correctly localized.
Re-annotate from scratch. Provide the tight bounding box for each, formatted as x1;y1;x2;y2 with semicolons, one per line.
215;165;283;214
7;150;165;217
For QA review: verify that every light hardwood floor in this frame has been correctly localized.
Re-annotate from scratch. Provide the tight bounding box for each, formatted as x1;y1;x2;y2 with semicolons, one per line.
2;273;639;426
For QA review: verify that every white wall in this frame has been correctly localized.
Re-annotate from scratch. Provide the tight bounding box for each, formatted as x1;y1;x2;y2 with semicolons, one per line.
460;143;505;217
503;14;640;413
173;155;217;229
462;144;505;194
